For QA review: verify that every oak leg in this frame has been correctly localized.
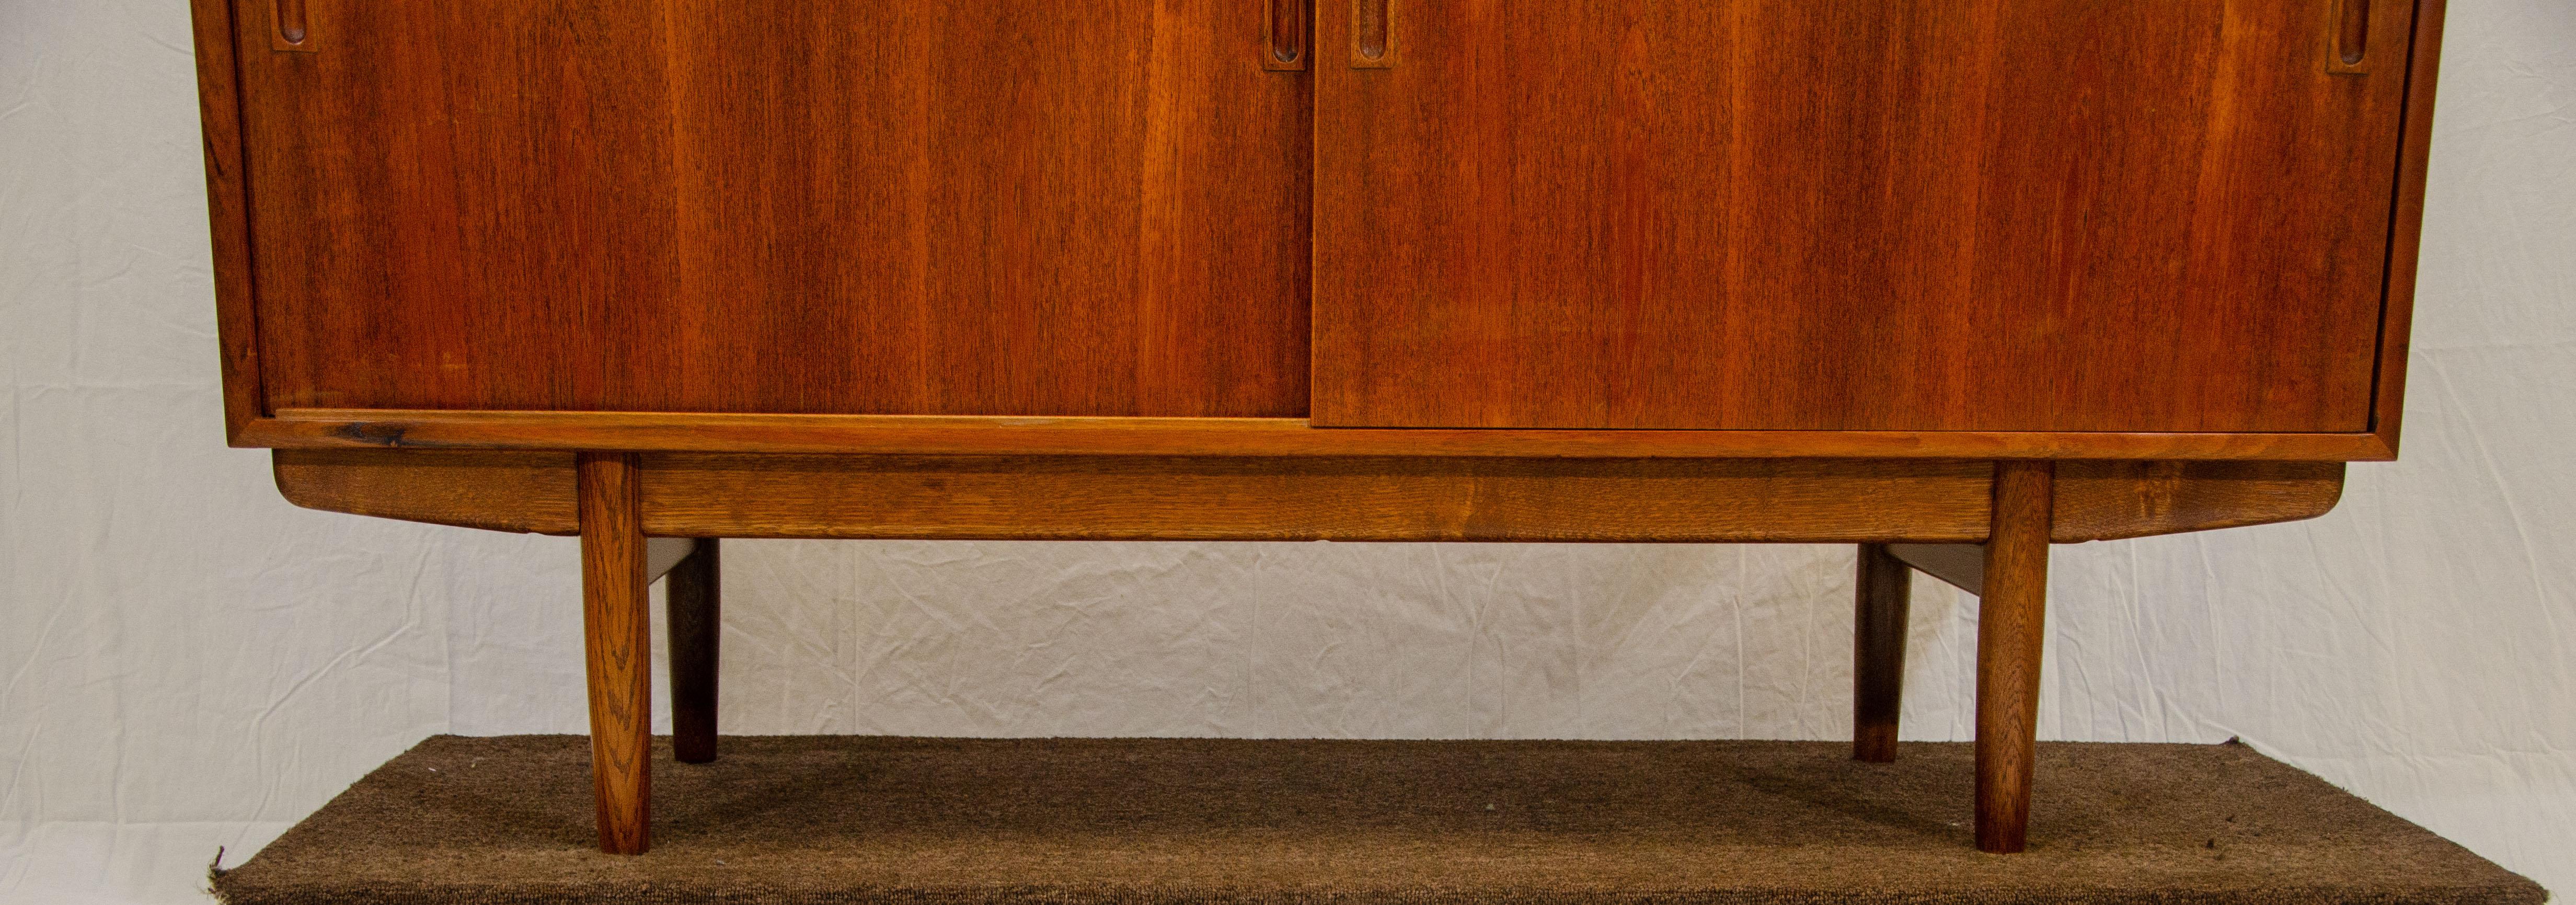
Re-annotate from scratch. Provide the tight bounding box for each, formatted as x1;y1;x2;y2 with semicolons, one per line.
578;452;652;855
1975;461;2054;854
668;539;721;764
1853;543;1912;763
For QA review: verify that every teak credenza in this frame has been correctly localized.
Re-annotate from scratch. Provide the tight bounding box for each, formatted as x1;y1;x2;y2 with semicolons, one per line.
187;0;2446;855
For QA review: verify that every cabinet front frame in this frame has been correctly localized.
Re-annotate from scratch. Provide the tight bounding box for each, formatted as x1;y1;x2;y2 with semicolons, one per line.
189;0;2446;464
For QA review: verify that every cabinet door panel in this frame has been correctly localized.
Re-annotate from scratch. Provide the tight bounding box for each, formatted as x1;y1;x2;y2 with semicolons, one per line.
238;1;1309;416
1314;0;2414;431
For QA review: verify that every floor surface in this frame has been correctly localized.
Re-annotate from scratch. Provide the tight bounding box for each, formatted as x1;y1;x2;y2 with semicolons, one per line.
211;736;2546;904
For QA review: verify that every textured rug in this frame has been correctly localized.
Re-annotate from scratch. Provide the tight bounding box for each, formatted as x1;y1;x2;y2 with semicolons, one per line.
212;736;2544;904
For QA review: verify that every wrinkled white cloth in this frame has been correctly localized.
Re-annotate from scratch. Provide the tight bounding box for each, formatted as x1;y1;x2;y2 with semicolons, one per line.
5;1;2573;902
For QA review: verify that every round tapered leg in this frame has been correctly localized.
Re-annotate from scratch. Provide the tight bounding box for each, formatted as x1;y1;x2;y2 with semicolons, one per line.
1853;543;1912;763
579;452;652;855
668;539;721;765
1974;461;2053;854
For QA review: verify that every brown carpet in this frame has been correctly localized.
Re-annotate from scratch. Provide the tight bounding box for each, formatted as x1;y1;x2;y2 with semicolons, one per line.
212;736;2544;905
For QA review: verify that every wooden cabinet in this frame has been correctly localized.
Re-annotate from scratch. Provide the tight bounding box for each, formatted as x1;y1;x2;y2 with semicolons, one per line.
188;0;2448;859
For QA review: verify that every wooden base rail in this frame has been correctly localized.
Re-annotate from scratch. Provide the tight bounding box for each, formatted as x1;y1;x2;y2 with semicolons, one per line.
276;451;2343;545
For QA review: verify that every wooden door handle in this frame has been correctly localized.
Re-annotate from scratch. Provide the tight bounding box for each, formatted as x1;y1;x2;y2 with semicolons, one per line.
270;0;316;52
1265;0;1308;71
1351;0;1394;68
2327;0;2371;74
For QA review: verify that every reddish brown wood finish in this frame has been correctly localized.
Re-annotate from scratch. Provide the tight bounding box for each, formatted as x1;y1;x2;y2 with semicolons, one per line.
1852;544;1912;764
1975;461;2055;854
185;0;262;442
2371;0;2450;458
578;453;652;855
1315;0;2418;433
193;1;2448;460
240;409;2397;462
229;1;1309;418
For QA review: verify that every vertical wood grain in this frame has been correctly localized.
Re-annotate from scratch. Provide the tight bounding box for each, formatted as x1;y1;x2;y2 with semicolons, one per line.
1975;461;2054;854
232;0;1309;418
2371;0;2447;457
186;0;263;443
578;452;651;855
1853;543;1912;764
1315;0;2417;432
666;539;720;765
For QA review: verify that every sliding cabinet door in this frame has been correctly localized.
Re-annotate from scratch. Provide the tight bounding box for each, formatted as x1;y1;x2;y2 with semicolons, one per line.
236;1;1310;416
1314;0;2417;431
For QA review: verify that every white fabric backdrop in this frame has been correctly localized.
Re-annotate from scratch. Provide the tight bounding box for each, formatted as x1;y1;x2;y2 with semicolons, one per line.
5;1;2572;900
